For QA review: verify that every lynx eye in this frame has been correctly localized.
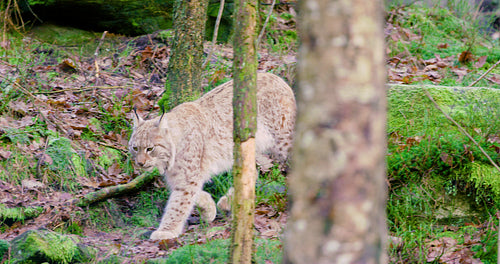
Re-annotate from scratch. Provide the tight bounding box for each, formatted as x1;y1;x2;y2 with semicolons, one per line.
146;147;154;152
132;146;138;152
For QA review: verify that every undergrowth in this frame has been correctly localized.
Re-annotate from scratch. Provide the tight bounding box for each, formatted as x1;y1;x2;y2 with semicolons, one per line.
151;238;282;264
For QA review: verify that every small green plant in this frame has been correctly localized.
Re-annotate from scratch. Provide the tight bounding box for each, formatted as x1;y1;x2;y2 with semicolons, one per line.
128;188;171;227
256;164;287;211
204;172;232;203
150;238;282;264
87;200;127;231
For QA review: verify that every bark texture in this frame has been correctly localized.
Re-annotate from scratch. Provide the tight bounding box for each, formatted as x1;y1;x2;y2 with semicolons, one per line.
166;0;208;108
284;0;387;263
230;0;258;263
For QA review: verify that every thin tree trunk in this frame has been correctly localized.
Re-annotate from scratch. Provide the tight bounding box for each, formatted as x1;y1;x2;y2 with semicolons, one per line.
230;0;258;263
165;0;208;108
284;0;387;263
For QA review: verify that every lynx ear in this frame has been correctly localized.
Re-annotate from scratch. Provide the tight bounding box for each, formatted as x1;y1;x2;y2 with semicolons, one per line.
132;107;144;129
157;104;168;130
157;112;168;130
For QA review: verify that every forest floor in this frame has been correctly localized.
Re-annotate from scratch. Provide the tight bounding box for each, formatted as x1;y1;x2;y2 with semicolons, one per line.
0;7;295;261
1;2;500;263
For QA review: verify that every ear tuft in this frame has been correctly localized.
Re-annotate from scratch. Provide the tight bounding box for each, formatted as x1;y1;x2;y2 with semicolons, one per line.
157;111;168;130
132;107;144;129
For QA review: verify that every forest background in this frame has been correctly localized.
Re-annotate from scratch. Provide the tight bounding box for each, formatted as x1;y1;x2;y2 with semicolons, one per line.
0;0;499;263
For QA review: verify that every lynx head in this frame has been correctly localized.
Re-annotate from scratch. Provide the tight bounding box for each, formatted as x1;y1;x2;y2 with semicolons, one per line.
129;108;176;175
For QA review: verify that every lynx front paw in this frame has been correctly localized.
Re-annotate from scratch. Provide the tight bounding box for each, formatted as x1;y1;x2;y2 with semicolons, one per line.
150;230;179;240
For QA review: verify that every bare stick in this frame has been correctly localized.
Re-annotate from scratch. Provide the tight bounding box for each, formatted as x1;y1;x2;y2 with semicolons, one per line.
203;0;225;68
256;0;276;50
2;0;12;45
423;88;500;173
468;59;500;87
94;31;108;88
33;85;128;94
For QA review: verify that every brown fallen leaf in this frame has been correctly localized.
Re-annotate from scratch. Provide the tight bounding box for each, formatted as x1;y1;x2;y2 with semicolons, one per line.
459;50;474;64
487;73;500;84
474;55;487;69
438;43;450;49
451;67;469;82
0;149;12;160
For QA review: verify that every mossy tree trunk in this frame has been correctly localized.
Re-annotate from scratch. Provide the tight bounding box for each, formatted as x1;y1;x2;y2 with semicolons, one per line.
165;0;208;108
284;0;387;263
229;0;258;263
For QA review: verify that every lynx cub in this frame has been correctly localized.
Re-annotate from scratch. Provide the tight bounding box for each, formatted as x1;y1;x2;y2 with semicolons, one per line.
129;73;296;240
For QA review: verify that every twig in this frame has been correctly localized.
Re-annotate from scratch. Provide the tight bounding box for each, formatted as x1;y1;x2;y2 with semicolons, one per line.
2;0;12;45
32;85;128;95
96;141;128;156
423;88;500;173
94;31;108;89
468;59;500;87
203;0;225;68
256;0;276;50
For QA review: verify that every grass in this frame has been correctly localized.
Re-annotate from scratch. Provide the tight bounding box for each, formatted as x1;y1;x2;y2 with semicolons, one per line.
386;41;500;264
150;238;282;264
387;3;500;88
128;188;171;228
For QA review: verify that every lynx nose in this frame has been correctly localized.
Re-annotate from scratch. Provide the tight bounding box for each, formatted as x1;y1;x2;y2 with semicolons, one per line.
137;160;145;167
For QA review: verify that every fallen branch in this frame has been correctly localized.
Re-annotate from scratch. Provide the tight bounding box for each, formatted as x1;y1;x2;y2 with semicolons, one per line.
423;88;500;173
468;58;500;87
74;170;159;207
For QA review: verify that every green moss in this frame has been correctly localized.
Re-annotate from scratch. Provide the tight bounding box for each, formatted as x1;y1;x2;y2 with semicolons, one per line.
98;147;122;168
71;154;88;178
29;24;99;46
0;204;44;223
387;84;500;228
467;163;500;201
388;85;500;135
10;229;93;264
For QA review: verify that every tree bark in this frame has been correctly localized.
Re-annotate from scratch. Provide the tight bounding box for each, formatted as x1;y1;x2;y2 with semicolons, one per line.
230;0;258;263
284;0;387;263
165;0;208;108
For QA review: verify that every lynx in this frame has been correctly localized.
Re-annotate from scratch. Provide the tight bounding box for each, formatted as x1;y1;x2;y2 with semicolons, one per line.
129;72;296;240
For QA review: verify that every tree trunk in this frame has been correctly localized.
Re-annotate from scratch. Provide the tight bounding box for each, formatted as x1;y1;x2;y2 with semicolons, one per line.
284;0;387;263
229;0;258;263
164;0;208;108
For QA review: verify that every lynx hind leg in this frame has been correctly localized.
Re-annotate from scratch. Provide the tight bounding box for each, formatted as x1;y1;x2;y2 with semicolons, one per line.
216;187;234;212
196;191;217;223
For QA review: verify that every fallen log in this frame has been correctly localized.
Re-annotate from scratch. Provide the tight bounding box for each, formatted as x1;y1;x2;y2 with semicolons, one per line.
74;169;159;207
